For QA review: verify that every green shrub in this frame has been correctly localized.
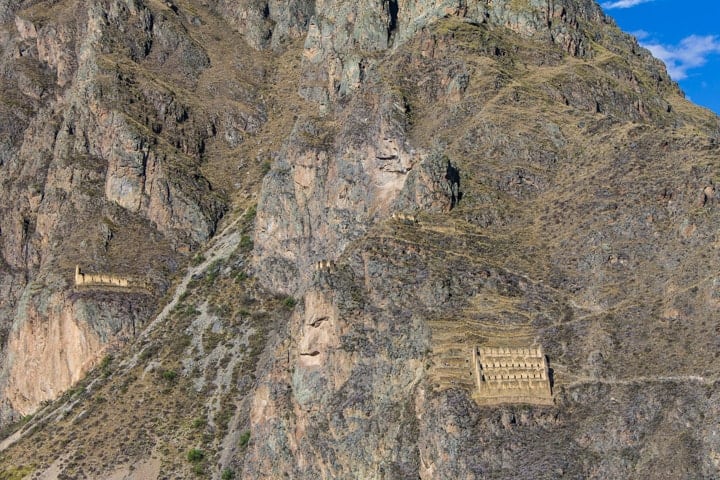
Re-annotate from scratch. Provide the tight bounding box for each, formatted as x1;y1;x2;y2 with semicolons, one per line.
282;296;297;309
244;204;257;220
205;259;222;285
239;235;253;252
99;355;112;377
161;370;178;383
187;448;204;462
211;303;232;320
221;468;235;480
239;430;251;448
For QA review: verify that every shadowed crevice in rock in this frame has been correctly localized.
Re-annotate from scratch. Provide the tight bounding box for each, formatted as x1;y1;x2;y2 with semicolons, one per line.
388;0;398;44
445;160;462;210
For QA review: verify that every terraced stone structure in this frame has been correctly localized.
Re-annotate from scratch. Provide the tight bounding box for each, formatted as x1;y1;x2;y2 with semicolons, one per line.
391;212;418;224
74;265;149;292
473;346;553;406
313;260;336;273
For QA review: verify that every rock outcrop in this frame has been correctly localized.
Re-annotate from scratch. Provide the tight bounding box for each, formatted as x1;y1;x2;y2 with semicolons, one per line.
3;286;150;416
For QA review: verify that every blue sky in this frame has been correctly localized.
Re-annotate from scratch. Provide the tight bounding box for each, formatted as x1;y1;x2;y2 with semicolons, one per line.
601;0;720;115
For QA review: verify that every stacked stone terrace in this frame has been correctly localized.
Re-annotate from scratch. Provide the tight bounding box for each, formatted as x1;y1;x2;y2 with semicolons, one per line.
473;346;552;405
391;212;418;224
74;265;149;291
313;260;336;272
429;347;476;391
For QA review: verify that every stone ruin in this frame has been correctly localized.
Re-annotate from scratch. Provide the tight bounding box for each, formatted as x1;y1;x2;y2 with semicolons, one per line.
74;265;149;291
313;260;336;273
391;212;418;224
472;346;553;405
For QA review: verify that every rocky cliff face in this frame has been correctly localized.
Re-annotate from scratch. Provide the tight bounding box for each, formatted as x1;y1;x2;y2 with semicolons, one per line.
1;0;720;479
0;0;266;423
252;0;665;295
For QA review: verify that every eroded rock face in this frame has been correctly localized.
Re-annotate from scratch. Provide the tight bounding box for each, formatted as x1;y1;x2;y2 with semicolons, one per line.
252;0;646;296
247;267;430;478
0;0;265;422
4;298;100;417
0;279;153;423
298;0;604;107
253;90;455;294
210;0;315;49
296;289;340;370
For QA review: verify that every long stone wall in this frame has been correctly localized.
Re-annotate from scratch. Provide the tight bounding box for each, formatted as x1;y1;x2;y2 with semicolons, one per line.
74;265;148;291
472;346;553;406
391;212;418;224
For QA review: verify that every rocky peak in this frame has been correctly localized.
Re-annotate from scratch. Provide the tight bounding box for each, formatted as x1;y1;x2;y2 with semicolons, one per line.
297;0;620;107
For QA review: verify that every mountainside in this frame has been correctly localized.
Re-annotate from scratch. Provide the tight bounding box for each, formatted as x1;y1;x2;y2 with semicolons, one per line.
0;0;719;478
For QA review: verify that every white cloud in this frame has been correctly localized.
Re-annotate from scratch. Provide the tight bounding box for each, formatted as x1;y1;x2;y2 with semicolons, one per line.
631;30;650;40
643;35;720;80
601;0;655;9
